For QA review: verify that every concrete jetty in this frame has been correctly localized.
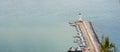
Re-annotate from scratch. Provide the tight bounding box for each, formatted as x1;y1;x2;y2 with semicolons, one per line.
68;15;100;52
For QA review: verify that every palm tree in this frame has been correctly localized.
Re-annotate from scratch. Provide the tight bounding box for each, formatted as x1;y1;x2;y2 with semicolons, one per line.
100;36;117;52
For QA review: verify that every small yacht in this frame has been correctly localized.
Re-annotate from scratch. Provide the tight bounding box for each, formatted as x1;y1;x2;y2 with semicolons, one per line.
68;47;75;52
75;46;82;52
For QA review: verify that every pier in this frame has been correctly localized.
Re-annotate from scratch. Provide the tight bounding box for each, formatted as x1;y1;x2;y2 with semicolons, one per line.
68;15;100;52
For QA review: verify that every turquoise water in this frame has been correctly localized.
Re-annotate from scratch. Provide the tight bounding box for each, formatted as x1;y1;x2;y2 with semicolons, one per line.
0;0;120;52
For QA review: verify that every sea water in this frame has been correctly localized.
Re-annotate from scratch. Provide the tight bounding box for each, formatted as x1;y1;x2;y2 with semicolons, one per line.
0;0;120;52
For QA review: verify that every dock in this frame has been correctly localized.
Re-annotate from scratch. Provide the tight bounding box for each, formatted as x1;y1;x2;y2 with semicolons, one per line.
68;15;100;52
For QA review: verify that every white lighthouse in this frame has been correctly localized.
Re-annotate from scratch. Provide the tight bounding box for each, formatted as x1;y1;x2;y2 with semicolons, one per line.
78;13;82;21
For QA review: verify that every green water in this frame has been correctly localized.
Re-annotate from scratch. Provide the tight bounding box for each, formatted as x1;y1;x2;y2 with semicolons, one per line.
0;0;120;52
